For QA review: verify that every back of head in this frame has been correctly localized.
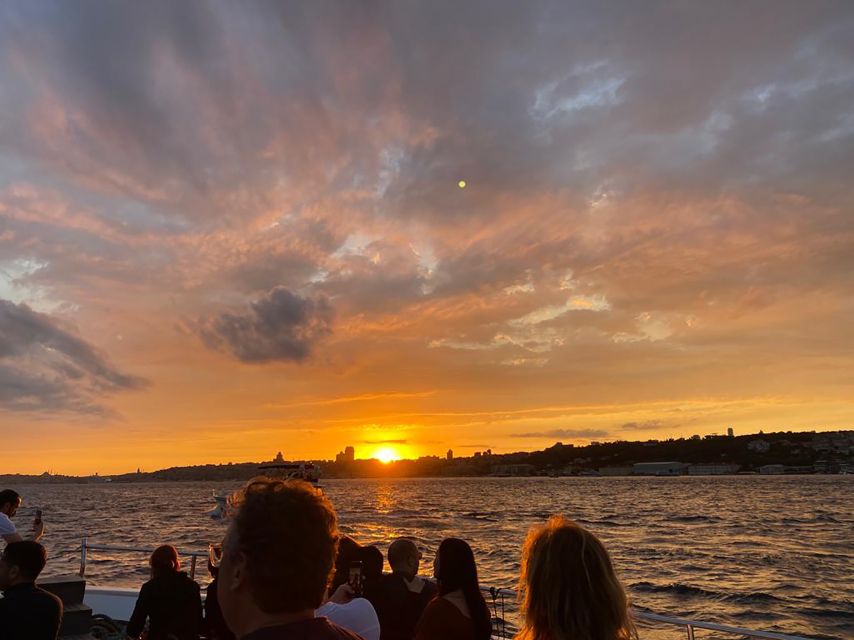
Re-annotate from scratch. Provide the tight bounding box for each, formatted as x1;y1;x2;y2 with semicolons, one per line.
2;540;47;582
517;516;636;640
0;489;20;511
387;538;418;573
150;544;180;578
436;538;478;594
228;477;338;613
332;535;361;590
436;538;492;640
357;545;384;600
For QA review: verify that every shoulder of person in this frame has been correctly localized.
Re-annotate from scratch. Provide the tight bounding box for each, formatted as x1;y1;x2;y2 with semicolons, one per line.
0;512;16;533
326;618;368;640
46;589;63;610
421;596;446;616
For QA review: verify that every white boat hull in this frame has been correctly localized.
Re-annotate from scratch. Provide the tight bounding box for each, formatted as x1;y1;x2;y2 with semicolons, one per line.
85;585;139;622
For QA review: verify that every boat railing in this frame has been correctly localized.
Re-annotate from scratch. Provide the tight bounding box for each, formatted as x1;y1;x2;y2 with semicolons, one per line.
479;586;812;640
78;537;210;581
78;539;813;640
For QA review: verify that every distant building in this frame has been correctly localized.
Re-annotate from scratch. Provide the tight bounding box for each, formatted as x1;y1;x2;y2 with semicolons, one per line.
688;463;740;476
727;427;735;438
747;439;770;453
632;462;689;476
491;464;536;477
446;449;454;461
599;465;633;476
335;446;355;463
759;464;785;475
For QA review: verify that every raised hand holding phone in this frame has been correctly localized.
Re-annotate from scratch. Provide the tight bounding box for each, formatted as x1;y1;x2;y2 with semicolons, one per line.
32;508;45;541
348;560;363;597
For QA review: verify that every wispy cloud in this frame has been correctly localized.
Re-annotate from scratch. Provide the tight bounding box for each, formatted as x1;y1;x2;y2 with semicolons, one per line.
266;391;437;409
620;420;665;431
510;428;610;439
360;438;408;445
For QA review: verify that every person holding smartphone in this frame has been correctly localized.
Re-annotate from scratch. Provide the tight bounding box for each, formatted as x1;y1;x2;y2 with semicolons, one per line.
0;490;45;545
317;539;381;640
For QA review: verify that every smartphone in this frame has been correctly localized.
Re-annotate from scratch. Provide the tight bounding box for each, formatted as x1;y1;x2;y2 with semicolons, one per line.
348;560;363;596
34;509;43;524
208;543;223;569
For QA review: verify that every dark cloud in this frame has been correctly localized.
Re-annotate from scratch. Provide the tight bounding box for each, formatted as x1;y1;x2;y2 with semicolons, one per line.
510;428;610;439
0;299;146;415
197;287;333;363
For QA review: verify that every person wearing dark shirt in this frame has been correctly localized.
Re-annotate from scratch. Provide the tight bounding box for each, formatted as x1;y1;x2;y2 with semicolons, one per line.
216;477;364;640
376;538;437;640
0;540;62;640
126;544;202;640
204;560;236;640
415;538;492;640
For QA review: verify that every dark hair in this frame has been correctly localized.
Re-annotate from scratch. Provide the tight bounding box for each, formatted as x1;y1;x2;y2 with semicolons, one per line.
0;489;20;510
2;541;47;581
229;477;338;613
436;538;492;640
358;545;384;602
331;535;361;591
387;538;418;569
150;545;180;578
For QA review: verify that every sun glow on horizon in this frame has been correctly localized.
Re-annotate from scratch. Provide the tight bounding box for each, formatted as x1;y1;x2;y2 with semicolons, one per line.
373;447;401;464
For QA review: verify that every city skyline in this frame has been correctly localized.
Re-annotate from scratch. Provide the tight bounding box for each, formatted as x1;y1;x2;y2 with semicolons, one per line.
1;2;853;474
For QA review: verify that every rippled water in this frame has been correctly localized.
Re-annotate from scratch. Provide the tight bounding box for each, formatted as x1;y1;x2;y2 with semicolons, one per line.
10;476;853;639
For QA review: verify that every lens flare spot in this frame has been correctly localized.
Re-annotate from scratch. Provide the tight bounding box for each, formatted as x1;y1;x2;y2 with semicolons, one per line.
458;180;467;189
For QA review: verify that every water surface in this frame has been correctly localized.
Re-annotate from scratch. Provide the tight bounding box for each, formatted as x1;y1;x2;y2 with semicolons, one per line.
11;476;852;639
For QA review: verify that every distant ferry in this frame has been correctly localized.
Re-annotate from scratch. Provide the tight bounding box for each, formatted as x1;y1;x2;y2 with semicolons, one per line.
208;453;321;518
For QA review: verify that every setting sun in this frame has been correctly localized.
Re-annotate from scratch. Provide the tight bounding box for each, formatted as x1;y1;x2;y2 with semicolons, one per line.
373;447;401;464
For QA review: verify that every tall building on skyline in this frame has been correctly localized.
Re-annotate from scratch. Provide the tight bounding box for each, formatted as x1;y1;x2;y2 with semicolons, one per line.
336;446;355;463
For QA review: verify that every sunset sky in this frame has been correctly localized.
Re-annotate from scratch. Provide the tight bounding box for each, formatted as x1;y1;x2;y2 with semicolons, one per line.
1;2;853;475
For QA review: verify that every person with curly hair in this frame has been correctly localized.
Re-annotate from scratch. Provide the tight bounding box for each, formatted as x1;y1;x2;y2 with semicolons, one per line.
216;477;364;639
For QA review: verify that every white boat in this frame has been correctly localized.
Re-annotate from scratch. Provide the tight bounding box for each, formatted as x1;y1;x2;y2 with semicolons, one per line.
208;454;322;519
71;540;813;640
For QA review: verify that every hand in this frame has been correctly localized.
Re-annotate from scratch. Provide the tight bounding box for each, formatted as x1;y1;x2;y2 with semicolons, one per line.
32;519;45;541
329;583;355;604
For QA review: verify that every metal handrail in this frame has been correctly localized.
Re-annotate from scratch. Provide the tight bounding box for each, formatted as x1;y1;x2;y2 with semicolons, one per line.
79;537;209;580
78;539;814;640
634;611;812;640
477;585;813;640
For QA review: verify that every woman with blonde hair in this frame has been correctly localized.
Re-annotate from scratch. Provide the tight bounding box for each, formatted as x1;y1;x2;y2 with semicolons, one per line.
516;517;636;640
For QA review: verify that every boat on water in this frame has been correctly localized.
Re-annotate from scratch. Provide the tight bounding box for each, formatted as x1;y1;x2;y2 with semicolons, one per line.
207;452;322;519
65;540;813;640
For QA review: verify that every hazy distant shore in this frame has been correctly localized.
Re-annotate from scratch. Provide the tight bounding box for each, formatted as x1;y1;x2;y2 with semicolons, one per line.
4;429;851;483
